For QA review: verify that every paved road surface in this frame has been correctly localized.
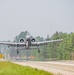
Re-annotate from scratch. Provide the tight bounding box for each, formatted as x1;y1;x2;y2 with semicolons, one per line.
12;60;74;75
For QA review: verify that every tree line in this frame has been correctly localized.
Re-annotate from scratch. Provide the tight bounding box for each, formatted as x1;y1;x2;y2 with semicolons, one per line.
1;31;74;60
12;31;74;60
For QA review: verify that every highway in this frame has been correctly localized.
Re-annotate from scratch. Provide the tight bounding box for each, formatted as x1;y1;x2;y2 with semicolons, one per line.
12;60;74;75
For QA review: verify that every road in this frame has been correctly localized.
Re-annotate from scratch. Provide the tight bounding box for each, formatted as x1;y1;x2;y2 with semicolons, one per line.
12;60;74;75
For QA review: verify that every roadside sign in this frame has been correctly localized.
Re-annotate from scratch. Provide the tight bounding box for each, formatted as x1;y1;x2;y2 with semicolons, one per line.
0;54;4;58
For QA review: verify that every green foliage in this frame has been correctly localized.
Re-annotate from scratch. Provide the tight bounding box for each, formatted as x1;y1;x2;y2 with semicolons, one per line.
0;61;53;75
1;31;74;60
13;31;74;60
14;31;29;42
52;32;74;60
35;36;44;42
38;31;74;60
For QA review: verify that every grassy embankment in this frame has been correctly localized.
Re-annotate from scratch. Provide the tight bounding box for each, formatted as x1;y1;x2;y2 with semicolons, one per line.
0;61;53;75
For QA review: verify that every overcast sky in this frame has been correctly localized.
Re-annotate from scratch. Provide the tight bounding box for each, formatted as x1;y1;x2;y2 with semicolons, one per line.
0;0;74;41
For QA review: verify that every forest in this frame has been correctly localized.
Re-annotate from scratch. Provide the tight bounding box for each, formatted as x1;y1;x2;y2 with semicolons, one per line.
1;31;74;60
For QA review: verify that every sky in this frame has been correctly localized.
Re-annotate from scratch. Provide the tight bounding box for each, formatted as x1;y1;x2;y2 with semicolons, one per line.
0;0;74;41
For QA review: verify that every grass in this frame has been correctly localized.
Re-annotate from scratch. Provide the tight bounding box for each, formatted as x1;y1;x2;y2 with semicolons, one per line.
0;61;53;75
